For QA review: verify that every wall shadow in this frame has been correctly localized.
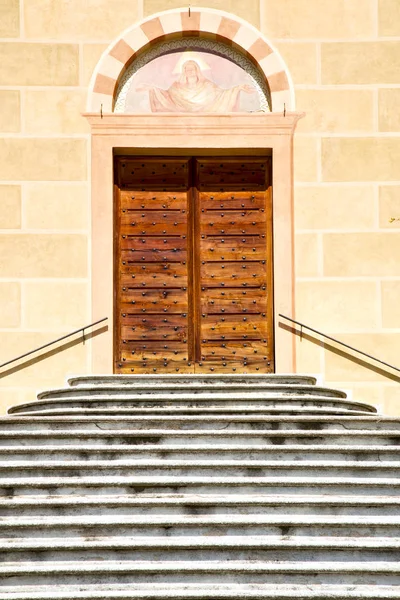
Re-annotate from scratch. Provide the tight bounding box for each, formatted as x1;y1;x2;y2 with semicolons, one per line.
0;326;108;380
279;321;400;384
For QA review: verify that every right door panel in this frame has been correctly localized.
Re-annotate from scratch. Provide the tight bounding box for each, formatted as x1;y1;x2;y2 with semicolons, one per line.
194;158;274;373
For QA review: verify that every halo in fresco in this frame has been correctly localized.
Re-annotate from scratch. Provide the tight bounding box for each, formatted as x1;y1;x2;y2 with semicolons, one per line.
114;38;271;113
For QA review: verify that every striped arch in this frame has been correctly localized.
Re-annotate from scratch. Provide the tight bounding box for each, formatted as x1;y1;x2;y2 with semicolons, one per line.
86;7;295;113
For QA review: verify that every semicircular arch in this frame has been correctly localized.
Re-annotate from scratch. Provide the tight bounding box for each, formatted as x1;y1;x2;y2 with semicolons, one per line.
86;7;295;113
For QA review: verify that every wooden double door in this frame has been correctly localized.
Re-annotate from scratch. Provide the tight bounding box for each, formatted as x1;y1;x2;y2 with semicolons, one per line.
114;156;274;374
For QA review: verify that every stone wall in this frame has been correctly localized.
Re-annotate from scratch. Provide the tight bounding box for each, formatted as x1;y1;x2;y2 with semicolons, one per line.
272;0;400;414
0;0;399;414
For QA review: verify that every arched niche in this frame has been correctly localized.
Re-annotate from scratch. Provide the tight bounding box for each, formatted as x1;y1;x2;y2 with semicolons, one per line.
114;38;272;114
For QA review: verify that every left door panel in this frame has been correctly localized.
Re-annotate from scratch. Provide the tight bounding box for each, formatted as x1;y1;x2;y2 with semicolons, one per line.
115;158;194;374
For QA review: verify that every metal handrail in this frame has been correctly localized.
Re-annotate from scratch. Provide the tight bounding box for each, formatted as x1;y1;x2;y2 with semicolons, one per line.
279;313;400;374
0;317;108;370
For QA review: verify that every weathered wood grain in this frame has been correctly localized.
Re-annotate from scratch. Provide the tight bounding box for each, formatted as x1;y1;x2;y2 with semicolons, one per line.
200;261;267;287
119;290;188;311
201;210;265;235
120;191;187;210
199;191;265;210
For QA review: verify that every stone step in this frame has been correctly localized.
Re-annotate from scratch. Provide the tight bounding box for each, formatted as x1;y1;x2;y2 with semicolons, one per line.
0;444;397;462
3;415;400;433
18;407;371;417
1;548;400;565
31;387;348;402
1;417;400;432
0;582;398;600
6;583;400;600
0;560;399;586
32;391;350;403
3;534;400;552
68;374;318;388
2;429;400;447
1;515;400;540
1;493;398;517
11;395;367;417
2;476;400;498
1;459;400;479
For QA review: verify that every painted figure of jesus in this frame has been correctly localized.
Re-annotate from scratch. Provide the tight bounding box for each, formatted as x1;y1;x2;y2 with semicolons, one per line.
136;60;255;113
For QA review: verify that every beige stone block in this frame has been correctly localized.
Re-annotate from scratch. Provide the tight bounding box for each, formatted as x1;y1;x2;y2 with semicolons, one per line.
16;389;38;405
274;43;317;85
144;0;259;27
322;42;400;85
162;12;186;35
0;388;49;415
295;335;322;374
0;283;20;328
322;137;400;182
0;389;38;415
0;390;25;415
262;0;373;39
381;281;400;328
25;184;88;230
25;90;88;135
379;0;400;36
0;332;89;388
0;186;21;229
83;44;109;86
323;382;384;412
0;43;79;86
0;234;87;277
296;281;378;332
348;385;383;409
232;25;258;51
296;90;374;133
325;333;400;383
0;139;87;181
24;0;139;40
383;386;400;417
295;185;375;230
24;282;88;329
0;0;19;37
379;89;400;132
294;136;318;183
379;186;400;229
0;91;20;133
324;233;400;276
98;54;124;80
295;233;319;277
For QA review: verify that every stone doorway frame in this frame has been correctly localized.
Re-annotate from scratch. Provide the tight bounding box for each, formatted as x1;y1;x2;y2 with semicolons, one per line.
84;7;304;374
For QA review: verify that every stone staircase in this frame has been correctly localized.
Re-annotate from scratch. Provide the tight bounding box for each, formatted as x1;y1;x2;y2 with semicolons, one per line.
0;374;400;599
